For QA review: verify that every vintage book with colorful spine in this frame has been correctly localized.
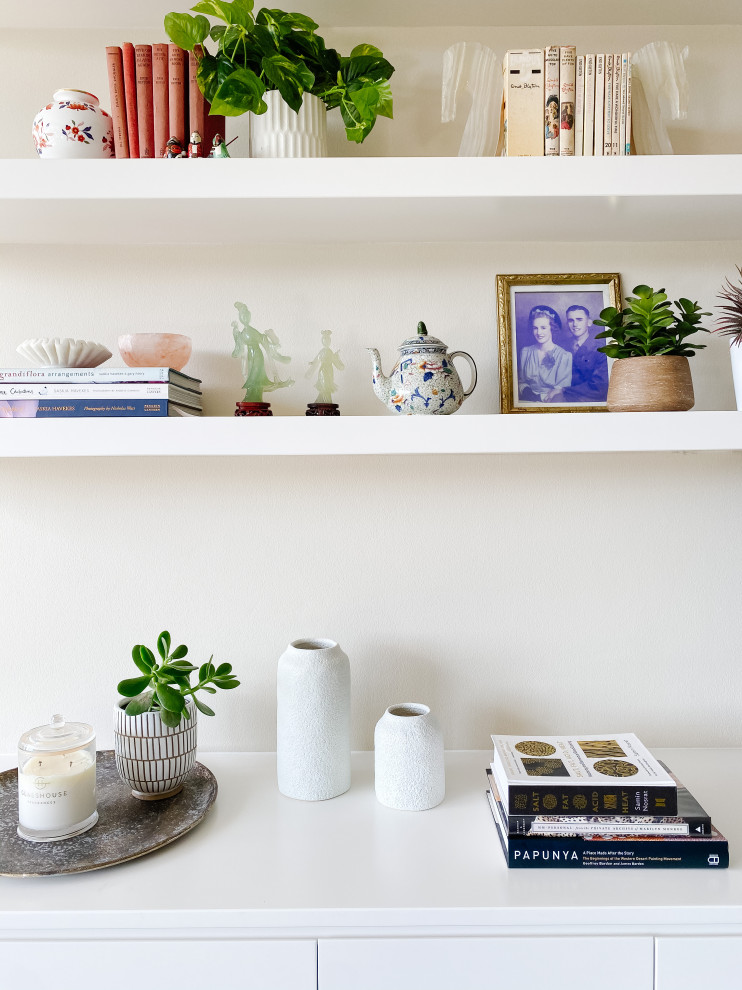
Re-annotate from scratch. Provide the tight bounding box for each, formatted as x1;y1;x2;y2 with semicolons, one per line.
487;790;728;869
544;45;560;156
490;734;678;816
152;43;170;159
593;54;605;157
487;765;712;836
503;49;545;156
105;46;129;158
122;42;140;157
135;44;154;158
558;45;576;156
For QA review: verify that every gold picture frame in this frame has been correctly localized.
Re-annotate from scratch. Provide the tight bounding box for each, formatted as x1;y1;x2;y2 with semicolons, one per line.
497;272;622;414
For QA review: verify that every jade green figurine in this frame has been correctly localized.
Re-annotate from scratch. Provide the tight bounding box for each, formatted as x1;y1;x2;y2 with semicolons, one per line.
231;302;294;407
306;329;344;404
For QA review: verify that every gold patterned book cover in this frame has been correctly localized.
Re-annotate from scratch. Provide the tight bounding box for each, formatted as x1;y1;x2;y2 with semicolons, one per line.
491;733;677;816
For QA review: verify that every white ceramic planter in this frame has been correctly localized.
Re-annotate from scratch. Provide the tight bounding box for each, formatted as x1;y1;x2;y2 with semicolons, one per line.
33;89;115;159
250;91;328;158
374;703;445;811
276;638;351;800
729;341;742;410
114;700;197;800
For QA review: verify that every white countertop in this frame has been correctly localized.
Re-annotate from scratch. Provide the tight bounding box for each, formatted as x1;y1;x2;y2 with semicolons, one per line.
0;749;740;938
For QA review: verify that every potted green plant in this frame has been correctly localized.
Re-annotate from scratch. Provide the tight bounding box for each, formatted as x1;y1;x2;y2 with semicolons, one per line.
164;1;394;155
114;631;239;799
714;265;742;410
594;284;710;412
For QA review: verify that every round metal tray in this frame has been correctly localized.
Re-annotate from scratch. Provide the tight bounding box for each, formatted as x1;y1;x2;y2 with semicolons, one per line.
0;750;217;877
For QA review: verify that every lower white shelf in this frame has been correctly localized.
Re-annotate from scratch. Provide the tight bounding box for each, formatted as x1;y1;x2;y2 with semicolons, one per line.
1;411;741;458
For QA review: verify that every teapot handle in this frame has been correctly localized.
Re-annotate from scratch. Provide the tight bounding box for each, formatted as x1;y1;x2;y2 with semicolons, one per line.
449;351;477;398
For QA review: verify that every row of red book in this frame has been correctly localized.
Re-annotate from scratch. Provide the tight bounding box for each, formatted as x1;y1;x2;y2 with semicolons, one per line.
501;47;632;158
105;43;225;159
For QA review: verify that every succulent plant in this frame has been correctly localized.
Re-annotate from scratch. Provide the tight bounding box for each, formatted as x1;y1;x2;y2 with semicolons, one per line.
715;266;742;347
594;284;710;359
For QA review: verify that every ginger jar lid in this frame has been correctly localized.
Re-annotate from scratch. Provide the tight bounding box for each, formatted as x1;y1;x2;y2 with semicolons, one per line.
398;321;449;355
18;714;95;754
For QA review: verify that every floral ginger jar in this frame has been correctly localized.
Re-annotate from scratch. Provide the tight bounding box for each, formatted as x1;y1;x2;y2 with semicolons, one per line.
367;321;477;414
33;89;115;159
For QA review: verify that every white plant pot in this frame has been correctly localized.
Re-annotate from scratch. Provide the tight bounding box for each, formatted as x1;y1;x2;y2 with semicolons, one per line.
276;638;351;800
250;91;328;158
729;341;742;411
374;703;445;811
114;699;197;800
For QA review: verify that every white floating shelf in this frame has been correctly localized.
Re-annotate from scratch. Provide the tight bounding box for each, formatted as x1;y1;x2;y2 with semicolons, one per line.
4;0;739;29
3;156;742;246
1;412;741;458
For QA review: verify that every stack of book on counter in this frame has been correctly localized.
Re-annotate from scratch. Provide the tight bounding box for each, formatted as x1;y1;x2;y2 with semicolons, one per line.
487;734;728;869
0;367;202;418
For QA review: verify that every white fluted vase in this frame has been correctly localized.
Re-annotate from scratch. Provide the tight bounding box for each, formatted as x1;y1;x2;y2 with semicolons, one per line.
250;91;328;158
277;638;351;800
374;703;445;811
729;341;742;410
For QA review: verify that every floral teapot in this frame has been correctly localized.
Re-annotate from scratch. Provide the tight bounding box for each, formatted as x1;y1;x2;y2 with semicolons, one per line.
367;321;477;414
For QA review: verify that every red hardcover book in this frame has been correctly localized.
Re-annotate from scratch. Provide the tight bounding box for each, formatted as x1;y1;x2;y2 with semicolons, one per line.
122;42;139;158
135;44;155;158
168;44;187;145
105;46;129;158
188;51;206;143
153;43;169;158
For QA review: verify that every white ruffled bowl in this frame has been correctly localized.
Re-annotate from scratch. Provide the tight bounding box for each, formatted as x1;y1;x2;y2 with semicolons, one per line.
16;338;112;368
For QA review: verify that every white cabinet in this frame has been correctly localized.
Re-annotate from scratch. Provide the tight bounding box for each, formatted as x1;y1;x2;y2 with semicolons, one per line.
319;936;653;990
655;937;742;990
1;939;317;990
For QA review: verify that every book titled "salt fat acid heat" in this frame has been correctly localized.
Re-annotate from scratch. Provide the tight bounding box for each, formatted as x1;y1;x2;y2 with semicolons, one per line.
491;733;678;816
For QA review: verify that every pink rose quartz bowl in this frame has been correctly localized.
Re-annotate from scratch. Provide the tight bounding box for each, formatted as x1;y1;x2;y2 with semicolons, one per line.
118;333;192;371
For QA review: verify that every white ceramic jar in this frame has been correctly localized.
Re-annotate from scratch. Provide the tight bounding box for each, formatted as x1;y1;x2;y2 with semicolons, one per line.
374;703;445;811
33;89;115;159
277;638;351;800
250;91;328;158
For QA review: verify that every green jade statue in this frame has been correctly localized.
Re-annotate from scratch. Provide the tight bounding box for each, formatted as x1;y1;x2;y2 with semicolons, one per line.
232;301;294;416
305;329;344;416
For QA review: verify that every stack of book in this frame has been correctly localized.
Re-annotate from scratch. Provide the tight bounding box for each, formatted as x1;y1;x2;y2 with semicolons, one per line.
502;47;631;157
487;734;729;869
0;367;202;418
105;43;225;158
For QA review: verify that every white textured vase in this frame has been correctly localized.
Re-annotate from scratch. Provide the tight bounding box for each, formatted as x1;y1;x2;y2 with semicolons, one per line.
374;703;445;811
729;341;742;410
277;638;351;800
250;91;328;158
114;700;197;800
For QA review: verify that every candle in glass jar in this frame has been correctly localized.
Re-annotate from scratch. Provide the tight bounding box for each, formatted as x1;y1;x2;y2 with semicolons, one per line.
17;714;98;842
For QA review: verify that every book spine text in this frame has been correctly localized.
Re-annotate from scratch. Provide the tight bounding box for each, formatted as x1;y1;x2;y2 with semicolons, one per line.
558;45;576;156
603;53;613;155
122;42;140;158
544;45;560;156
105;46;129;158
152;43;169;159
574;55;584;157
506;784;678;817
135;44;155;158
583;54;596;155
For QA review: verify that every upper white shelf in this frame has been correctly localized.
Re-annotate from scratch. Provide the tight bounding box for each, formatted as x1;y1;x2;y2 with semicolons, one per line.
5;0;741;29
3;156;742;245
1;412;740;458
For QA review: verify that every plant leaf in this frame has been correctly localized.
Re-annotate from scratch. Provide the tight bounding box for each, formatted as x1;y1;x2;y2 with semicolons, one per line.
213;676;241;689
211;66;266;115
132;645;153;674
156;682;186;712
118;675;153;697
170;644;189;659
157;631;171;660
164;11;211;50
215;662;233;675
125;691;154;716
140;645;156;669
159;707;182;728
194;697;216;716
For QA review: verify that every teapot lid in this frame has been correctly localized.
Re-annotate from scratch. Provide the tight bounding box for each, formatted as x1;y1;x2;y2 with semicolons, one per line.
399;321;448;354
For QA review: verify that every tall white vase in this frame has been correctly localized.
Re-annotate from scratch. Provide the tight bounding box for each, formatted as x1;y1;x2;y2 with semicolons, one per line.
729;341;742;410
276;638;351;800
374;703;445;811
250;91;328;158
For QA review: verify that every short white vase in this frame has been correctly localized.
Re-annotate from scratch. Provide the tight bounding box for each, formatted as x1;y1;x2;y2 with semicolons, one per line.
374;703;445;811
729;341;742;410
277;638;351;801
250;91;328;158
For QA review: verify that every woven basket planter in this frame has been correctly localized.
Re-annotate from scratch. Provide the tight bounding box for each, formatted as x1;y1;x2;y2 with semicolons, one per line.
607;355;695;412
114;700;197;800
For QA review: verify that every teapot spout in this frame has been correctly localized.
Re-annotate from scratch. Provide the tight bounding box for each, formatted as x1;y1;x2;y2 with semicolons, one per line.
367;347;391;402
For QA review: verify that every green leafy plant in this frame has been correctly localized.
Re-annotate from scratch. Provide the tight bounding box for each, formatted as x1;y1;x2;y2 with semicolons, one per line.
164;1;394;143
715;265;742;347
118;631;239;728
594;284;710;359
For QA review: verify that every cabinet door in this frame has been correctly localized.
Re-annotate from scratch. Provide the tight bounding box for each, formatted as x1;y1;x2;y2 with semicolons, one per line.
2;939;316;990
319;936;652;990
656;937;742;990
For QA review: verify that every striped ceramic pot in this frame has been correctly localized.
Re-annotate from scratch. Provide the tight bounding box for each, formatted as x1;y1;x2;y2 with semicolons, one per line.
114;700;197;800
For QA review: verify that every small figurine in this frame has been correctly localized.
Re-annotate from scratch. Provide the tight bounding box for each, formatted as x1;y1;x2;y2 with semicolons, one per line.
231;302;294;416
187;131;203;158
208;133;231;158
305;329;343;416
164;136;185;158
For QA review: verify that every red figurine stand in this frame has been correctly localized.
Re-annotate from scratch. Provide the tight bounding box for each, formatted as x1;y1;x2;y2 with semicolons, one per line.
235;402;273;417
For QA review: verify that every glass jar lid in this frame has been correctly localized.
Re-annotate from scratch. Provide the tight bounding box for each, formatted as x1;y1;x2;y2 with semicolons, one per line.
18;714;95;754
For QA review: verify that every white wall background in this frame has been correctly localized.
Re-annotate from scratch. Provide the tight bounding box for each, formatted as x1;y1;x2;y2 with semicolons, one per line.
1;16;741;753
